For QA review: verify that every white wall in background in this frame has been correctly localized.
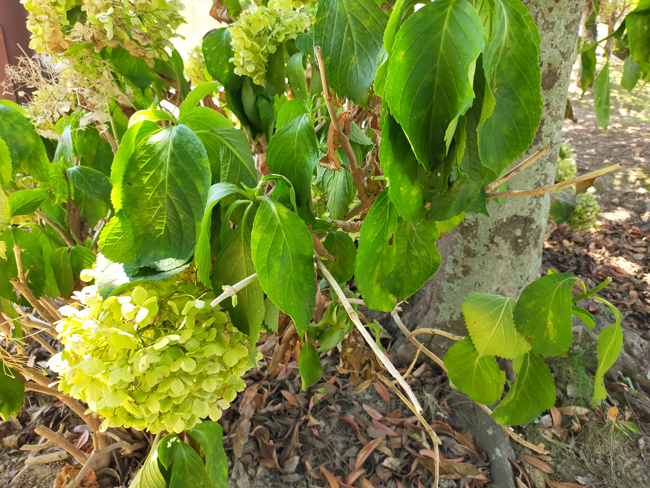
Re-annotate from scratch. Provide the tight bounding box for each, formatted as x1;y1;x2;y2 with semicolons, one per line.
172;0;224;58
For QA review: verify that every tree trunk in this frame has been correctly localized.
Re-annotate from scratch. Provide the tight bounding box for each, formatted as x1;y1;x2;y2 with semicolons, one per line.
392;0;585;363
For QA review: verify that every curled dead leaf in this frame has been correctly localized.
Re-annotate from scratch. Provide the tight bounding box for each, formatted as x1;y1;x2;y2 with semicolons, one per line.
522;454;554;474
320;466;341;488
354;436;384;470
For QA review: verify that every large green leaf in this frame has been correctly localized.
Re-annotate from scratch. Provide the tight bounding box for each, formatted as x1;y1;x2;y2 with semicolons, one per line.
383;219;441;301
0;137;12;189
385;0;485;169
188;422;228;488
322;231;356;284
8;189;47;217
592;322;623;404
195;183;246;285
594;60;610;130
112;47;160;90
111;120;161;212
0;366;25;421
355;189;398;312
182;108;234;133
462;292;530;359
626;1;650;73
276;100;310;129
476;0;542;174
128;440;167;488
213;225;265;339
70;245;96;275
266;114;319;222
572;305;595;329
491;353;556;425
314;151;356;220
513;273;580;357
119;125;211;272
72;125;114;176
54;126;74;168
195;129;257;188
169;434;213;488
621;55;641;92
179;81;222;122
67;166;113;204
298;340;324;390
98;213;136;265
287;53;309;101
157;434;179;469
50;247;74;298
0;104;37;170
549;191;577;224
374;0;409;98
251;197;315;334
379;110;426;224
444;337;505;405
203;28;241;92
313;0;387;104
0;188;9;231
579;43;597;96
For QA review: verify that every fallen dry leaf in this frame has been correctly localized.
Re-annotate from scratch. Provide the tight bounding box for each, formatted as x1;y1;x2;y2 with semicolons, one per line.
546;477;586;488
320;466;341;488
360;477;375;488
607;406;619;422
522;454;554;474
55;464;97;488
345;468;366;485
373;381;390;404
549;406;562;428
559;406;589;416
372;419;398;437
363;404;383;420
355;436;384;470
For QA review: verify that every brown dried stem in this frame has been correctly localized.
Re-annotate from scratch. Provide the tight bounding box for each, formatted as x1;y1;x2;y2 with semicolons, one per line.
24;379;100;431
11;245;58;325
332;220;363;233
487;163;621;199
34;209;76;247
484;145;549;193
314;46;369;204
315;257;424;414
34;425;88;464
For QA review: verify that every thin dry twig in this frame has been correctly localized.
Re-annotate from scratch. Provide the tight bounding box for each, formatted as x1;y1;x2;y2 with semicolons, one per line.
210;273;258;308
35;210;76;247
332;220;363;233
409;328;465;342
485;145;549;193
35;425;88;464
476;404;549;455
67;440;147;488
487;163;621;199
315;257;424;414
391;308;447;371
314;46;369;204
11;245;59;325
24;381;100;431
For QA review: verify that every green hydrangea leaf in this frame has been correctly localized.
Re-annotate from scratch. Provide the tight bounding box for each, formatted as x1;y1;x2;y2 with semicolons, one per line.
444;337;505;405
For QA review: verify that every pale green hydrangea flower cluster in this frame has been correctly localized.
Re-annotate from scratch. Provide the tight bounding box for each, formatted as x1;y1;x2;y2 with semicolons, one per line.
185;45;214;87
556;140;577;184
49;273;256;434
22;0;186;65
567;193;600;232
229;0;311;85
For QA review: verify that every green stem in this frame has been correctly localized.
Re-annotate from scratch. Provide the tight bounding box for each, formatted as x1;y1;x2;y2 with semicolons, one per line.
577;31;618;54
572;277;612;302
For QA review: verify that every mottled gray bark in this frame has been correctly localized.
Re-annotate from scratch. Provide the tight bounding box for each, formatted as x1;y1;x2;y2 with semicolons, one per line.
392;0;585;362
